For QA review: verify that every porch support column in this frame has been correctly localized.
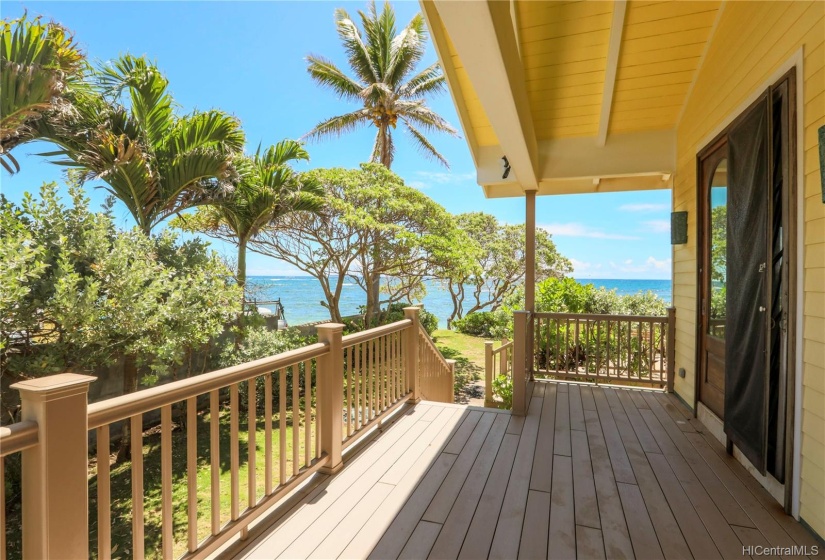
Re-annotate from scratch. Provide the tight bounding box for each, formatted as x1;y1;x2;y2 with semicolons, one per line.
525;190;536;379
525;190;536;311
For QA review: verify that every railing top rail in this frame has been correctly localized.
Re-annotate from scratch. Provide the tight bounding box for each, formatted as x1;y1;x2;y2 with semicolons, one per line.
88;341;329;429
418;325;451;371
492;340;514;353
341;318;412;348
532;311;669;322
0;420;38;456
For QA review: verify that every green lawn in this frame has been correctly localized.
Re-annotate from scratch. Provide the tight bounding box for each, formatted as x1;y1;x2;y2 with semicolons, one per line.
432;329;489;402
89;400;314;559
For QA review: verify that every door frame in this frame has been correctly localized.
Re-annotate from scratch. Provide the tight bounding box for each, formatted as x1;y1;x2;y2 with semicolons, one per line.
691;66;798;514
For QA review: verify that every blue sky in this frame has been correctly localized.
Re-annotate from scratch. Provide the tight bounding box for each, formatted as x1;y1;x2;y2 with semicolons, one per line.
1;1;672;280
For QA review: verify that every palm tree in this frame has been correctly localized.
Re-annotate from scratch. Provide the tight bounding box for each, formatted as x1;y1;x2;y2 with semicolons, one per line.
0;14;85;174
189;141;324;302
41;54;245;234
305;1;457;169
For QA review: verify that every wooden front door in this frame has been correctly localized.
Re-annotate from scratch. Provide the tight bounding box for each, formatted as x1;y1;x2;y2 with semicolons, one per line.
698;141;728;420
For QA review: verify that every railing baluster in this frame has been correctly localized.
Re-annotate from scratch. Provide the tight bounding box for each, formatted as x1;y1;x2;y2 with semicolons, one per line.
377;335;383;412
346;347;353;437
355;343;361;431
606;320;612;381
248;378;257;510
230;384;239;522
649;320;655;381
265;374;273;495
161;405;173;559
186;397;197;553
97;425;111;560
131;414;144;560
279;368;286;485
292;365;299;477
304;360;312;467
210;390;220;535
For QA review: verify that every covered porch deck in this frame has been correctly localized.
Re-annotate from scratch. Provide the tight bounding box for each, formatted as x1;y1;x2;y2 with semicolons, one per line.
223;382;819;559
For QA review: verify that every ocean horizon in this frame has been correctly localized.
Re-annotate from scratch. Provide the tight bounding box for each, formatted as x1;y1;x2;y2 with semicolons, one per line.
246;276;672;328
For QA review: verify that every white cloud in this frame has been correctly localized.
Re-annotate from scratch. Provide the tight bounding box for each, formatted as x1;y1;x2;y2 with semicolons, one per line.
643;219;671;233
610;256;672;274
411;171;475;186
540;223;640;240
618;203;669;213
570;258;602;273
407;181;429;190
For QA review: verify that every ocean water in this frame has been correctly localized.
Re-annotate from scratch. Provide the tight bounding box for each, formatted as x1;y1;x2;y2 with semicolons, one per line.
246;276;672;328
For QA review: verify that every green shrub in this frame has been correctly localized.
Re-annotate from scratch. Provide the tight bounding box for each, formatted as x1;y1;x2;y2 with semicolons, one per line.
452;310;510;338
349;303;438;335
491;374;513;409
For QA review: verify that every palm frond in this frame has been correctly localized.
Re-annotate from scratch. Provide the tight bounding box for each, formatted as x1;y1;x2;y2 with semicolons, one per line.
306;55;365;102
397;101;459;136
398;62;445;98
166;110;244;157
386;14;426;88
334;8;379;84
402;118;449;169
303;109;371;142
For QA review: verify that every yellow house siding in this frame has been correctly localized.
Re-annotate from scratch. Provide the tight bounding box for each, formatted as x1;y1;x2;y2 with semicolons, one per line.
671;0;824;537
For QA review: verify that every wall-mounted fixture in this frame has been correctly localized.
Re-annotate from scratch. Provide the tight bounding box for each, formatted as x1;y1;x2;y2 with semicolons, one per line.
818;125;824;202
502;156;511;179
671;211;688;244
679;367;686;378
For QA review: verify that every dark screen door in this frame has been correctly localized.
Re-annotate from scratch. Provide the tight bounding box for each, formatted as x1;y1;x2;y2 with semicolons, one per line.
724;94;770;474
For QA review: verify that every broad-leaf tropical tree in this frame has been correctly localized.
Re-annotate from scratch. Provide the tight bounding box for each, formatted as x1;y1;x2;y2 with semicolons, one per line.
40;54;245;234
0;15;85;174
305;1;457;169
174;140;325;303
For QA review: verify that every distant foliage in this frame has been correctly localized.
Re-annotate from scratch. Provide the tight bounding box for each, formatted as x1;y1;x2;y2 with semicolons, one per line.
348;303;438;335
0;183;240;416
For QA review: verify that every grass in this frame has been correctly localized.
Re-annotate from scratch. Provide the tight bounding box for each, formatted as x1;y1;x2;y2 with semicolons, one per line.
88;394;315;559
432;329;489;402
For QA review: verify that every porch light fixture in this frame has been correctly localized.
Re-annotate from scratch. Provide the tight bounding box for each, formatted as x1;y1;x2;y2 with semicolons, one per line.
502;156;511;179
671;211;688;244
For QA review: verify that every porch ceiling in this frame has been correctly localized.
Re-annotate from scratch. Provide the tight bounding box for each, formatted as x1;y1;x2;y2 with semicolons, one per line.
423;0;724;198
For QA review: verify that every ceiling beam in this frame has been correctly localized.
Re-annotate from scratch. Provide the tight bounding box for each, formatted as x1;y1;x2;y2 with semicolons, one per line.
420;1;480;168
597;0;627;147
434;0;539;190
476;129;676;197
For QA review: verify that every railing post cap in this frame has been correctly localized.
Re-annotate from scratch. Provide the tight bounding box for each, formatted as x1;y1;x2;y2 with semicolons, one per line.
485;340;494;346
9;373;97;399
513;310;530;316
403;306;420;317
315;322;345;332
446;359;457;365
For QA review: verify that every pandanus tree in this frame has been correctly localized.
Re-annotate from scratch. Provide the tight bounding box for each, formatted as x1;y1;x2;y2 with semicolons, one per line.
0;14;85;174
39;54;245;234
175;140;325;308
305;1;458;169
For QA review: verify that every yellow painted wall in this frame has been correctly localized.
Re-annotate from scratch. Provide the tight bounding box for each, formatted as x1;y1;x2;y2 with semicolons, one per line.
672;0;824;537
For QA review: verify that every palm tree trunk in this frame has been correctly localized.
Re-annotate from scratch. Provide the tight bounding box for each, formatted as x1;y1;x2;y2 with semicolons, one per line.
380;125;392;169
236;237;248;346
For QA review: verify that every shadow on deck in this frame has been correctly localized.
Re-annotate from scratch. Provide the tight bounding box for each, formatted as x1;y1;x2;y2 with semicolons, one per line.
219;382;819;560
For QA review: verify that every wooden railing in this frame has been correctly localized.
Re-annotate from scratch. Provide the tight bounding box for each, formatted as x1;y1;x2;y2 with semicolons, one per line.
530;309;676;389
1;307;455;560
484;339;513;408
418;326;456;403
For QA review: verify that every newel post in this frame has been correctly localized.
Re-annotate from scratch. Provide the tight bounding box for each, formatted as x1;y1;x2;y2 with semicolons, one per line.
404;307;421;403
11;373;96;560
512;311;529;416
316;323;345;474
446;359;456;404
666;307;676;393
484;341;494;407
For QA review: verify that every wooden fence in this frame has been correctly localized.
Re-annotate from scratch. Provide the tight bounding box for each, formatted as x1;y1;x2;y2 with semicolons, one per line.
0;307;454;560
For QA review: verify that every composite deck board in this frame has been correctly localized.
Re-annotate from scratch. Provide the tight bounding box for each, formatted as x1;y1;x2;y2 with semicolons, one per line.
228;384;818;560
530;382;557;492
